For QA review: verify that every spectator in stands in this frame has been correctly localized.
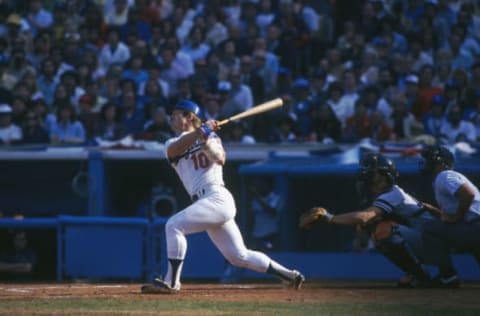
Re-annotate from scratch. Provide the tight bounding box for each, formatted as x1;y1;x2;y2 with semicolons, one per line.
404;74;420;111
204;9;228;48
104;0;130;27
0;104;22;145
291;78;313;138
37;57;57;107
138;77;167;109
26;0;53;36
50;103;86;145
268;114;297;143
139;60;170;101
10;96;28;127
362;85;392;119
464;63;480;111
218;39;240;81
78;94;100;142
180;26;210;63
344;98;371;143
407;34;433;73
141;106;172;143
193;58;217;94
253;48;277;99
326;81;353;128
59;70;85;110
239;55;265;104
159;46;189;96
369;109;393;142
163;35;195;78
386;92;424;142
119;7;151;43
440;104;476;144
412;65;444;121
32;98;56;133
84;80;108;114
224;70;254;117
118;90;145;135
99;27;131;73
94;102;126;141
203;94;221;121
443;79;461;113
310;103;342;144
122;54;149;88
21;110;49;144
3;48;36;91
423;94;448;140
221;120;256;145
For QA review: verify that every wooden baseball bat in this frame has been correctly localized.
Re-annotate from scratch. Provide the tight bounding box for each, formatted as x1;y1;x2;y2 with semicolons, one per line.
218;98;284;126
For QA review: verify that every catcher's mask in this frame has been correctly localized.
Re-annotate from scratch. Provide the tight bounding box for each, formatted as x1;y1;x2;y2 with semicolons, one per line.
358;153;398;194
418;145;454;175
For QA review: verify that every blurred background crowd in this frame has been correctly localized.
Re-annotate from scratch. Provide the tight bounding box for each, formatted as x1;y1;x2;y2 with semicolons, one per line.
0;0;479;147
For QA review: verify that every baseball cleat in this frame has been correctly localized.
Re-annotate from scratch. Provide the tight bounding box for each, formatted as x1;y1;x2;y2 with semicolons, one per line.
396;275;429;288
140;278;180;294
428;274;460;288
291;270;305;290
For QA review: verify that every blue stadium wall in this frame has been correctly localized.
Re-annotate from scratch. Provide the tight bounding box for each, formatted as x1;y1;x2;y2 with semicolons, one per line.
1;146;480;282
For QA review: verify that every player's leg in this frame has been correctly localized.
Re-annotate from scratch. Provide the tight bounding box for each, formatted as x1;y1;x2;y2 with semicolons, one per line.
207;219;305;289
142;199;234;293
422;221;480;287
374;224;430;287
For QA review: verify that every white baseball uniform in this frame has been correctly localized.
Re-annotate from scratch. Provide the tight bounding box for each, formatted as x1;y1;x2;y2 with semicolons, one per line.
162;131;296;289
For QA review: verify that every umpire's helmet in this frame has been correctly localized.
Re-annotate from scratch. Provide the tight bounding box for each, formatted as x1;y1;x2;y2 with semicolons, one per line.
174;99;201;116
359;153;399;185
419;145;454;173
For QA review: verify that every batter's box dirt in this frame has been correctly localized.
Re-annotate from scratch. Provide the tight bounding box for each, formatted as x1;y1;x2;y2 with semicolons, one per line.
0;280;479;305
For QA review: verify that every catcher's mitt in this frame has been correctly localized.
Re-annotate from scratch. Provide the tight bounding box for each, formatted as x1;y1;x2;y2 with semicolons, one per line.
298;207;332;229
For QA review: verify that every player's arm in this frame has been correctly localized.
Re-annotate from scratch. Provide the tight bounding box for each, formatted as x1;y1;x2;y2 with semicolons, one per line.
452;183;475;222
167;129;205;159
202;136;226;165
167;120;221;160
299;205;383;229
330;206;383;226
420;201;444;218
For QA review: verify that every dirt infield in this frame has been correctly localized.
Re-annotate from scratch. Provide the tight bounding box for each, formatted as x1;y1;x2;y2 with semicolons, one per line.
0;280;479;305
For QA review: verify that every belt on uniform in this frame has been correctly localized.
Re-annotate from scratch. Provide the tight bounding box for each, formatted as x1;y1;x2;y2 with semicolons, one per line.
191;185;224;202
191;189;205;202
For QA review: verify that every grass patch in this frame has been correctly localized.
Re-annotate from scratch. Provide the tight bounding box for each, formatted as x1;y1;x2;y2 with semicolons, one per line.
1;299;480;315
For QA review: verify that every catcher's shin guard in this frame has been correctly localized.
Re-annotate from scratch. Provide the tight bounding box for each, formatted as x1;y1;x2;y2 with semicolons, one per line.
375;234;430;282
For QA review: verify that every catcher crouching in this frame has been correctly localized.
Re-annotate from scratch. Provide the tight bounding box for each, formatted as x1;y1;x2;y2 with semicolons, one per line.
299;153;452;288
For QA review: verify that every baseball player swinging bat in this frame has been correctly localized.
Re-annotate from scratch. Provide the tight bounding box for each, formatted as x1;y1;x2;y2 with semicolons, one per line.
218;98;284;126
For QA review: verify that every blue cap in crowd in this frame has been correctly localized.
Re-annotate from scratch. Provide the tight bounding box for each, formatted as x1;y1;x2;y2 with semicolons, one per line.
293;78;309;89
444;79;459;90
431;94;446;106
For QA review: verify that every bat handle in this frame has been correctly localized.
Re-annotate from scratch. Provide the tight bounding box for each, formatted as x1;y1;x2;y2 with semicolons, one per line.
218;118;231;126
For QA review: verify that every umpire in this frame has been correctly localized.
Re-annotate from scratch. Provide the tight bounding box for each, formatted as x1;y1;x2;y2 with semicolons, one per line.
420;145;480;288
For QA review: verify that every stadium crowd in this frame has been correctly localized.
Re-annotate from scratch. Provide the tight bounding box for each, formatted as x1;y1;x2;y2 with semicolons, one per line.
0;0;479;146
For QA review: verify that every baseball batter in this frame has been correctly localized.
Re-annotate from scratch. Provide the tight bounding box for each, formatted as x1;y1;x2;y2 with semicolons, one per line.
141;100;305;294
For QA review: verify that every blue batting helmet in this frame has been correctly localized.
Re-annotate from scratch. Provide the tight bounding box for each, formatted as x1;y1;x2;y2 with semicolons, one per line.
175;100;201;116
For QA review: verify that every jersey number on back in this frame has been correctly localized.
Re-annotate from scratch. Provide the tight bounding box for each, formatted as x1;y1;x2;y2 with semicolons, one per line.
191;152;209;170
